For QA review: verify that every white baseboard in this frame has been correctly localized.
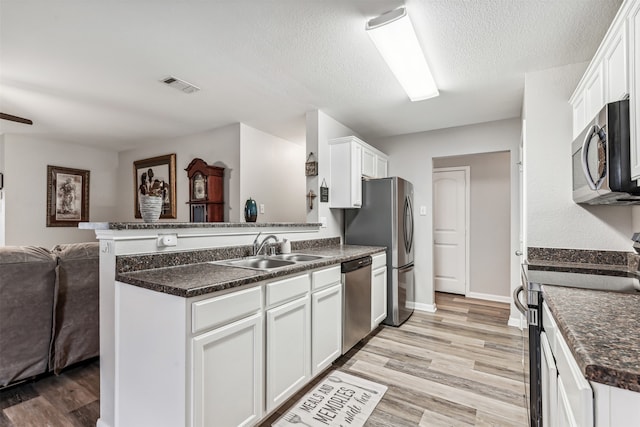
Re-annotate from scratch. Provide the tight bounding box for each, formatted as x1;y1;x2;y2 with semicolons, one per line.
466;291;512;304
96;419;111;427
410;301;437;313
508;315;525;330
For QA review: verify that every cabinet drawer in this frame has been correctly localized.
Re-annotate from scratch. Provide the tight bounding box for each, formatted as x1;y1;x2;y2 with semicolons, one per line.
192;286;262;334
311;265;341;292
372;253;386;269
266;274;310;308
555;331;594;427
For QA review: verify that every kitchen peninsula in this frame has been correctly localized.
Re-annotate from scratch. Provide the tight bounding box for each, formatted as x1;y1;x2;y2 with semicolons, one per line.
82;222;386;427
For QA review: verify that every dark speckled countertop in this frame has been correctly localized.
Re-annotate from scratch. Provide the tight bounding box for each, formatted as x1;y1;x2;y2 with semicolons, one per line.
116;245;385;298
527;247;640;392
543;286;640;392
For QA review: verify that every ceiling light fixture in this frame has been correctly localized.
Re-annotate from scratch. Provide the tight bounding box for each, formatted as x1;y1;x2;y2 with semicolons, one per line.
366;6;438;101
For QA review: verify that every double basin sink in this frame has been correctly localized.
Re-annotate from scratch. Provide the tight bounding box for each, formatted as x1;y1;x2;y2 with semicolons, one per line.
213;253;326;271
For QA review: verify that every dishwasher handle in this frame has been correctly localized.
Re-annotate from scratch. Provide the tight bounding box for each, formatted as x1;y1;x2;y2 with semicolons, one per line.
341;256;372;273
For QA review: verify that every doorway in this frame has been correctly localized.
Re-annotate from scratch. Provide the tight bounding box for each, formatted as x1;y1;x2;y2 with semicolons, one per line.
433;151;512;302
433;167;469;295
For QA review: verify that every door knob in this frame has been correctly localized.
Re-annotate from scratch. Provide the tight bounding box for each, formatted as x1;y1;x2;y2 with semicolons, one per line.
515;250;523;256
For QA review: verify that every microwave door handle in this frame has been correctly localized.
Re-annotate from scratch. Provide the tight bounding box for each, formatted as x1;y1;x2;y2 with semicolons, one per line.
581;125;599;190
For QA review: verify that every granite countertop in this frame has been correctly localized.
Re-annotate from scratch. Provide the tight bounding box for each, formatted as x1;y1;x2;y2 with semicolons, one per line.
80;221;321;230
543;285;640;392
116;244;385;298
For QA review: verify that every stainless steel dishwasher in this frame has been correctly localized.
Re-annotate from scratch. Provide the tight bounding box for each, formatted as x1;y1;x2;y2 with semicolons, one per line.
342;256;372;354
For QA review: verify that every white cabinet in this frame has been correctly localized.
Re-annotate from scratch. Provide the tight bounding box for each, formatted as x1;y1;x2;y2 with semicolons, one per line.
265;274;311;413
629;1;640;180
311;284;342;375
371;253;387;329
311;266;342;376
192;313;263;427
362;146;377;178
604;22;629;104
329;137;363;208
541;331;558;427
376;155;388;178
329;136;389;208
572;92;587;139
585;64;605;123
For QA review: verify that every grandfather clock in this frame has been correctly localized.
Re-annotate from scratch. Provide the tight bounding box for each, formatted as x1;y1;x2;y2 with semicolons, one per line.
185;158;225;222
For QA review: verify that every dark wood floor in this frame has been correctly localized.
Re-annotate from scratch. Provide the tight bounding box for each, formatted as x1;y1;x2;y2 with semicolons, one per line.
0;293;527;426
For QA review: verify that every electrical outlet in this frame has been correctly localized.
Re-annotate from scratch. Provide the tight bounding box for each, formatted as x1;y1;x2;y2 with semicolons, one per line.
260;203;265;214
319;216;327;228
157;234;178;247
420;206;427;216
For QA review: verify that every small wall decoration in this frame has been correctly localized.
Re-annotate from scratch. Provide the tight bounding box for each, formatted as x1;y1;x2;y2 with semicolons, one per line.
133;154;177;219
307;189;317;210
46;165;90;227
305;152;318;176
320;178;329;203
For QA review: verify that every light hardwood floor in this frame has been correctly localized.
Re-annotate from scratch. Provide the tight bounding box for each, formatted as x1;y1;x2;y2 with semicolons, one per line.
0;293;528;426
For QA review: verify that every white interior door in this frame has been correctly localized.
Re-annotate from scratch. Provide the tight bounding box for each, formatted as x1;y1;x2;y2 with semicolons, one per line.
433;168;468;295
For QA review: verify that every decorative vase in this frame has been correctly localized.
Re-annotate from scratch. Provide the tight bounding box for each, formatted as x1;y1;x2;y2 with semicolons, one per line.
139;195;163;223
244;197;258;222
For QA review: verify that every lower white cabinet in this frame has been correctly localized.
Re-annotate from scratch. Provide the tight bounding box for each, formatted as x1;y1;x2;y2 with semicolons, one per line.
541;331;558;427
192;313;263;427
311;283;342;375
371;253;387;329
265;280;311;413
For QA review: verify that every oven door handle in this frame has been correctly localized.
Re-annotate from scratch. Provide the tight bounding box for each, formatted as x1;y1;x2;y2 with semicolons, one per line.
513;285;527;315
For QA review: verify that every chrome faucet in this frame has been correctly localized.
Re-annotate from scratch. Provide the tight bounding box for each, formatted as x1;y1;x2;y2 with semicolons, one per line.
252;232;279;256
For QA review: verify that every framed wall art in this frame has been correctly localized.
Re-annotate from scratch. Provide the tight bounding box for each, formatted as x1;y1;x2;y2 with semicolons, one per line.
46;165;90;227
133;153;177;219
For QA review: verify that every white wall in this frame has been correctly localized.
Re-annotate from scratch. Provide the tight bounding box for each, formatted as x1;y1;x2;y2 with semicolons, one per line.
524;63;633;251
239;124;305;222
372;118;521;311
2;134;118;246
306;110;364;239
116;124;242;222
434;151;511;300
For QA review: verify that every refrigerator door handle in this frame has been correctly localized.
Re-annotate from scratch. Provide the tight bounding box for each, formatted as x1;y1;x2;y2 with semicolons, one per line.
403;196;414;254
397;263;414;273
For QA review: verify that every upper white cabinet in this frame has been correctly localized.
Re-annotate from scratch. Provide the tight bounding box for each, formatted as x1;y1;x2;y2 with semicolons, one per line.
570;2;631;140
629;1;640;179
329;136;389;208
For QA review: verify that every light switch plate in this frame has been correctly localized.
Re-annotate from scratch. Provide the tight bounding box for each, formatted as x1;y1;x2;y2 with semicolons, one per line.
420;206;427;216
260;203;265;214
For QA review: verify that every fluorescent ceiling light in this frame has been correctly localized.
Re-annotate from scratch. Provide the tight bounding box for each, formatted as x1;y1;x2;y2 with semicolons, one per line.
366;6;439;101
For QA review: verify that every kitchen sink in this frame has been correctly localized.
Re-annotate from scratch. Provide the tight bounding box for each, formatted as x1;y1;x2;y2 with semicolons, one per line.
212;253;325;271
214;256;296;271
272;253;326;262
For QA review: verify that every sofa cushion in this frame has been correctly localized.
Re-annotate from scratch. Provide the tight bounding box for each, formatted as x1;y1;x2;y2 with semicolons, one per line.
0;246;57;387
51;242;100;373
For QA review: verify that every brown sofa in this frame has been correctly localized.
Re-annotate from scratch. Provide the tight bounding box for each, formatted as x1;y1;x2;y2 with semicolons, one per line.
0;242;99;388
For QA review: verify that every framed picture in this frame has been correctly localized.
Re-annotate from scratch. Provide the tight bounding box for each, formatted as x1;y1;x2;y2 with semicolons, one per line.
133;153;177;219
46;165;90;227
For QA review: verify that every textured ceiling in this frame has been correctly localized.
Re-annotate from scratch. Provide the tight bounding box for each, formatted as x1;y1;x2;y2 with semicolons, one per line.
0;0;623;150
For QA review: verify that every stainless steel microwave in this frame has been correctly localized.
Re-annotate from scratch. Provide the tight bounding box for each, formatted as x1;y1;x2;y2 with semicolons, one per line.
572;99;640;204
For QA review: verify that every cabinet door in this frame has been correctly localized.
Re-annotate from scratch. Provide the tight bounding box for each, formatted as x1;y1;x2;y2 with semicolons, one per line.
352;143;363;207
362;146;376;178
572;92;587;139
604;21;629;103
311;283;342;376
630;2;640;180
541;332;558;427
585;64;605;122
266;295;311;412
371;266;387;329
329;138;362;208
557;376;579;427
376;155;388;178
192;313;263;427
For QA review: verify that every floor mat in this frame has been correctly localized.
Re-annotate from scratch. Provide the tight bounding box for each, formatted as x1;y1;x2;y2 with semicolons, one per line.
272;370;387;427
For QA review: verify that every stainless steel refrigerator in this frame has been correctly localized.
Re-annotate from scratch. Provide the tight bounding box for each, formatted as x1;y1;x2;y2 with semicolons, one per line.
345;177;415;326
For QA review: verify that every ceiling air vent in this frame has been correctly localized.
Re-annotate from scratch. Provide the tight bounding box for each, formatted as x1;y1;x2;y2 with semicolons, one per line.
161;76;200;94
